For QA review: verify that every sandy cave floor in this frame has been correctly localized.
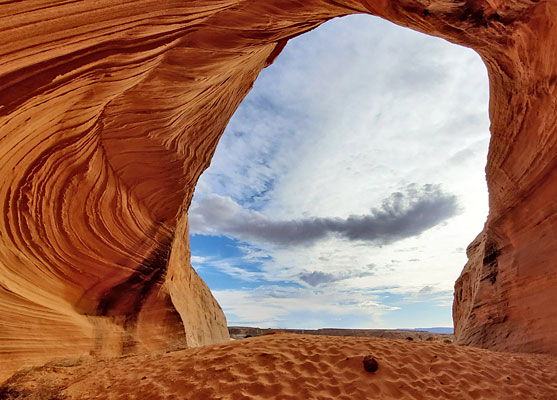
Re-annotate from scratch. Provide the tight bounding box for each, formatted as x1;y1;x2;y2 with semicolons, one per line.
2;334;557;399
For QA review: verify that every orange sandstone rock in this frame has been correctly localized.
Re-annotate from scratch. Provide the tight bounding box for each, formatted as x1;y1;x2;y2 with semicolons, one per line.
0;0;555;382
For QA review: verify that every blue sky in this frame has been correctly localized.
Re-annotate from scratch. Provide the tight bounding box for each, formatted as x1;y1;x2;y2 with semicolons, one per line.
189;14;489;330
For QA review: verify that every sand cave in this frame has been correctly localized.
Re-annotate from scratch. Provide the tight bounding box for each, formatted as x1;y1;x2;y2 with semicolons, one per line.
0;0;556;398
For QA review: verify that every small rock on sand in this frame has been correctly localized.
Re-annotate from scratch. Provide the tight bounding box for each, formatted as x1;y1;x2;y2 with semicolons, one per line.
363;355;379;373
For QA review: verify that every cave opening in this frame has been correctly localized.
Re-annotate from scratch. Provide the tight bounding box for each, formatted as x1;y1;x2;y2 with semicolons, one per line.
2;0;556;386
192;14;490;331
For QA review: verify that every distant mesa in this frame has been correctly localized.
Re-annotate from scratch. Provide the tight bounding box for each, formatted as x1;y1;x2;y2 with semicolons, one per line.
408;328;454;335
228;327;453;341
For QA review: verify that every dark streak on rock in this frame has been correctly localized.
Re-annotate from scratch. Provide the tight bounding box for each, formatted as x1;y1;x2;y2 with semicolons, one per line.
96;232;174;352
461;6;488;27
264;39;289;67
481;239;500;284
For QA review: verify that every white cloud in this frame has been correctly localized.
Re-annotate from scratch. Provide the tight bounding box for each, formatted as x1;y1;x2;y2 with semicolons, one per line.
213;286;399;329
190;255;208;264
190;14;489;328
190;254;265;282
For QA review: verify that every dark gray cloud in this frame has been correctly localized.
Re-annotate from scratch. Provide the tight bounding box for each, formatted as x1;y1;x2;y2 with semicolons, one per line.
190;184;459;247
298;269;376;287
299;271;337;286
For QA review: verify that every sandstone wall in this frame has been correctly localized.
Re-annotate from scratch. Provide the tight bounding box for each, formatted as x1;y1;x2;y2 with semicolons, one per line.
0;0;555;381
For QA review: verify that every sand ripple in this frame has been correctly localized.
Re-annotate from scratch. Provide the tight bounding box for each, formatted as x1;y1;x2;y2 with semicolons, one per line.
2;334;557;399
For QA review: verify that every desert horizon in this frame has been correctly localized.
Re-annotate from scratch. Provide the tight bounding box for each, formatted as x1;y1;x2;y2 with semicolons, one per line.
227;326;454;339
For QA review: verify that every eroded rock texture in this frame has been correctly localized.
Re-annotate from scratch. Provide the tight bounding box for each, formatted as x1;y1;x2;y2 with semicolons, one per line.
0;0;555;381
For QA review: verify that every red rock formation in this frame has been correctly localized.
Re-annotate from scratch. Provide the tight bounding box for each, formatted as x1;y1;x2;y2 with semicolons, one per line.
0;0;555;381
451;1;557;354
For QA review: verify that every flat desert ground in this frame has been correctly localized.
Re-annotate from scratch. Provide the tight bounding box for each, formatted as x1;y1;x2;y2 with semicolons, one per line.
2;334;557;399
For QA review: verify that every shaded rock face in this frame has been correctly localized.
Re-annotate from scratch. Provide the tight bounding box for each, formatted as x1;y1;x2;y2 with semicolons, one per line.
0;0;555;380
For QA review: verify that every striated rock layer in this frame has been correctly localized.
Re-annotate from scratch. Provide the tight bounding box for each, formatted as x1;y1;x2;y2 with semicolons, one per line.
0;0;555;381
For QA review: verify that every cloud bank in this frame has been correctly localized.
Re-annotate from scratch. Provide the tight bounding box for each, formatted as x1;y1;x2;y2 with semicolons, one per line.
190;184;458;246
189;14;489;329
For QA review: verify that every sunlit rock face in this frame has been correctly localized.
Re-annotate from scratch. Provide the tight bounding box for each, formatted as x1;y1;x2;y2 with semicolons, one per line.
0;0;555;381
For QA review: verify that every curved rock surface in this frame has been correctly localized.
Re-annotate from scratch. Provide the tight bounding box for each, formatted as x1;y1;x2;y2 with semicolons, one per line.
0;0;555;381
